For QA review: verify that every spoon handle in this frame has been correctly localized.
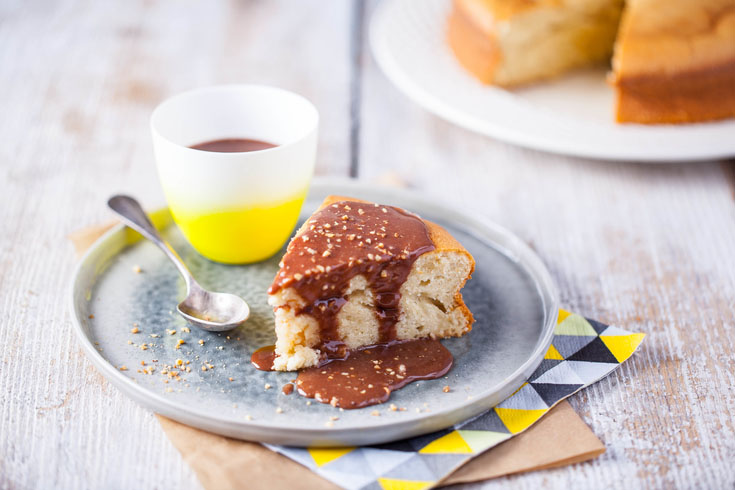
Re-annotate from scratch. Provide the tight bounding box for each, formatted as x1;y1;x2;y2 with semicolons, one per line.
107;195;196;292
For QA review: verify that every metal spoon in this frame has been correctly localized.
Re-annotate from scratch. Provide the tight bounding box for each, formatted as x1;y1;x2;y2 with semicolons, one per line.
108;195;249;332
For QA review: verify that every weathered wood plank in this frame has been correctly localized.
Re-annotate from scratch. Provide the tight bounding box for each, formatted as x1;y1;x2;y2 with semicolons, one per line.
2;0;735;488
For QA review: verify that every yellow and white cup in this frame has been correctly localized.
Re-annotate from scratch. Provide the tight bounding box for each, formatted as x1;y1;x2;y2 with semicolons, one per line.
150;85;318;264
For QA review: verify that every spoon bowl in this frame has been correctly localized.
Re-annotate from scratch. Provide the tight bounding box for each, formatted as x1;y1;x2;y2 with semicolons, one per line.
108;195;250;332
177;290;250;332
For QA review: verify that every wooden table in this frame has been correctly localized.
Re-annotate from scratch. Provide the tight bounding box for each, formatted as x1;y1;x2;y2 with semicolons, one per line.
2;0;734;488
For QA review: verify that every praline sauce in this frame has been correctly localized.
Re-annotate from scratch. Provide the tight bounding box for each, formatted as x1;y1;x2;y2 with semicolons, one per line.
252;200;452;408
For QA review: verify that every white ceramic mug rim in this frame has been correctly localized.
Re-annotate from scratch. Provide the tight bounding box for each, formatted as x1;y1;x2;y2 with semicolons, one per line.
149;84;319;158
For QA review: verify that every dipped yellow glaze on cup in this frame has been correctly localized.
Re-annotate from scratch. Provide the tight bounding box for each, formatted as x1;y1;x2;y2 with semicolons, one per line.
170;194;306;263
150;85;319;264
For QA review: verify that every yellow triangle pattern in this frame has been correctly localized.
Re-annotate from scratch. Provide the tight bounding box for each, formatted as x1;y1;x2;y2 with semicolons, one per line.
544;344;564;360
554;314;597;336
557;309;572;324
456;430;510;453
494;407;548;434
419;430;473;454
378;478;434;490
307;446;355;467
600;333;646;363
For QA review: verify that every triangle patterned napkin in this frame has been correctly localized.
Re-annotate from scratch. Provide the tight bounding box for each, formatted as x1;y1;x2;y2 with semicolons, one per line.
269;310;645;490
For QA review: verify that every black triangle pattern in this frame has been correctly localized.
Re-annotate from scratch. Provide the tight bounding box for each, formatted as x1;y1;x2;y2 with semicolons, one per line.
552;335;597;359
567;336;619;364
529;383;584;406
586;317;609;335
369;439;421;452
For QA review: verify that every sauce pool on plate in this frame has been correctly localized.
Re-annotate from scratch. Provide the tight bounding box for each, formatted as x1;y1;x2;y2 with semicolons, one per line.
251;339;453;409
295;339;452;409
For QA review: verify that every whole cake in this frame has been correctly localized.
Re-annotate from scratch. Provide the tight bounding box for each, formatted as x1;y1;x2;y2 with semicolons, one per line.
448;0;735;124
267;196;474;371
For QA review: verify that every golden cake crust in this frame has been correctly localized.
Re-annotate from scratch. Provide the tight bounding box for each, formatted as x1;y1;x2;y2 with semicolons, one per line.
453;0;569;25
611;0;735;123
447;0;502;85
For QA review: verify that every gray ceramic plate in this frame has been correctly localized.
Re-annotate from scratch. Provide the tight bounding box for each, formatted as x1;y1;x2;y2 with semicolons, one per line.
70;179;558;447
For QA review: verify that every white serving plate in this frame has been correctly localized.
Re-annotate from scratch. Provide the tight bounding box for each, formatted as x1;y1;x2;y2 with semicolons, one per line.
370;0;735;162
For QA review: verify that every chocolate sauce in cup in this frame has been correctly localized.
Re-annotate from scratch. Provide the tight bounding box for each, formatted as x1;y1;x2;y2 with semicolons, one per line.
190;138;277;153
150;85;319;264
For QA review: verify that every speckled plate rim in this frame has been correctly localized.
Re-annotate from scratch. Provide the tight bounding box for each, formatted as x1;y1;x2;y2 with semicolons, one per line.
69;178;559;447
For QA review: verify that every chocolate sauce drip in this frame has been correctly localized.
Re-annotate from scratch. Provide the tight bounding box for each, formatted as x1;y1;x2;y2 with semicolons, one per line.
251;345;276;371
268;200;435;356
295;339;453;409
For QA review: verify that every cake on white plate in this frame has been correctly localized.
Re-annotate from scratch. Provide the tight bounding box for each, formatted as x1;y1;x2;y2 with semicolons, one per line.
448;0;735;124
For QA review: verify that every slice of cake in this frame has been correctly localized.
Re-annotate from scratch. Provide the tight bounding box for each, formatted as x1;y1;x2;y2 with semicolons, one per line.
267;196;474;371
610;0;735;123
448;0;624;87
